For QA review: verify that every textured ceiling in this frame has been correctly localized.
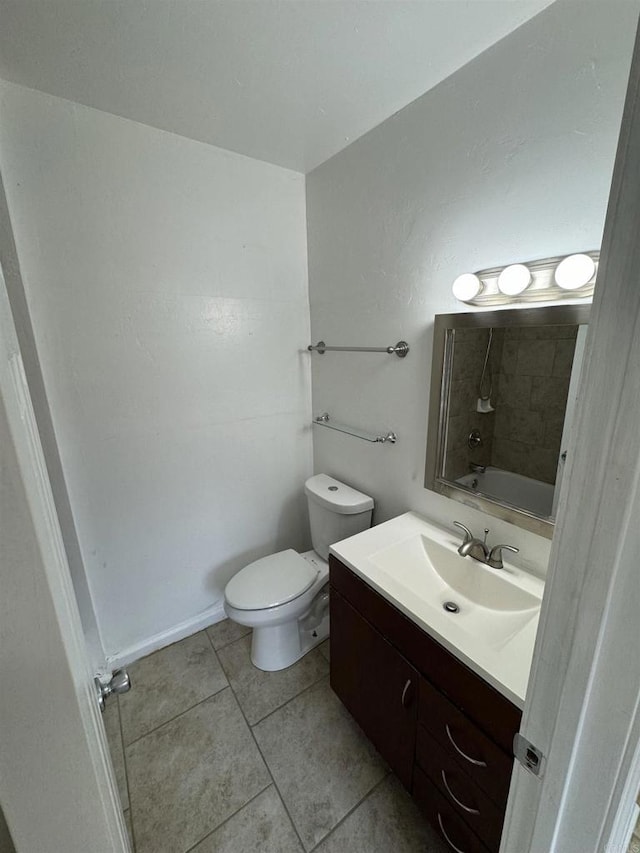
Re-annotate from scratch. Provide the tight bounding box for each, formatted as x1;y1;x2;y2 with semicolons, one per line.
0;0;555;172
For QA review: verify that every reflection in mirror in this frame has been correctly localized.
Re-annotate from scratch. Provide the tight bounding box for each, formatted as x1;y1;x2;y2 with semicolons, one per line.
425;306;590;538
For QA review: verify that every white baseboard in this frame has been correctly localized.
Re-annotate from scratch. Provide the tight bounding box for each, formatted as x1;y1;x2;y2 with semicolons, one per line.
105;600;227;669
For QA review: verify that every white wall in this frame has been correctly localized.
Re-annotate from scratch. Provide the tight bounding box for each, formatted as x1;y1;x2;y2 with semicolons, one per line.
306;0;638;576
0;82;312;662
0;169;105;672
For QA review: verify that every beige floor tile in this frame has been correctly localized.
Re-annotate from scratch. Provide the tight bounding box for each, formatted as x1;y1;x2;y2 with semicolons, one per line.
119;631;228;744
189;785;303;853
206;617;251;650
217;634;329;725
253;678;387;851
0;803;16;853
319;638;330;663
127;688;270;853
314;775;447;853
103;699;129;810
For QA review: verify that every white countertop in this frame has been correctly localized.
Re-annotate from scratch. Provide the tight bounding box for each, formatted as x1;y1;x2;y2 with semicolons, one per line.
330;511;544;709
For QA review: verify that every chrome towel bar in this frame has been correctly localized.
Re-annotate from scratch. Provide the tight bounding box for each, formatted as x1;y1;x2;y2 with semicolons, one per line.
313;412;397;445
307;340;409;358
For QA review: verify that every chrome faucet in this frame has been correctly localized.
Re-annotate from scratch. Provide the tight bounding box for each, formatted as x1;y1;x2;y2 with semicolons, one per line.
455;522;490;560
453;522;519;569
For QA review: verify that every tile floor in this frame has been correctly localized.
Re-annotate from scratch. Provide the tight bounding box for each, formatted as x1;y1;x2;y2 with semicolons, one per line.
630;811;640;853
104;619;448;853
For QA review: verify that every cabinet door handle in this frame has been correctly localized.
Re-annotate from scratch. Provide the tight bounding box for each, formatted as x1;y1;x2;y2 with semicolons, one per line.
441;770;480;815
401;678;412;708
437;813;467;853
445;724;488;767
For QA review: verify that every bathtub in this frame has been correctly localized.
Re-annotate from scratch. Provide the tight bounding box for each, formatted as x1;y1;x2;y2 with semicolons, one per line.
456;466;554;518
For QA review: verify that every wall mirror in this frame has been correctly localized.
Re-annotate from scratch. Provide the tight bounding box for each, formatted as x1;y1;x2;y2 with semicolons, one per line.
425;304;590;538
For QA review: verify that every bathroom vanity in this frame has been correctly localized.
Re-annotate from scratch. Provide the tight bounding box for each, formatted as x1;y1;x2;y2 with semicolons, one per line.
328;513;543;853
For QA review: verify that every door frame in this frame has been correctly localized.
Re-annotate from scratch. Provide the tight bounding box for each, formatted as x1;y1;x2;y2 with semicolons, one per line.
0;266;128;852
501;16;640;853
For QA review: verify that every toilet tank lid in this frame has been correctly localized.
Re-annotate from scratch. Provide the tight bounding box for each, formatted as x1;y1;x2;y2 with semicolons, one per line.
304;474;374;515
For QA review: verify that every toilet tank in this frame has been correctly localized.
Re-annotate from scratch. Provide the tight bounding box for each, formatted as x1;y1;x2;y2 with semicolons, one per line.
304;474;374;561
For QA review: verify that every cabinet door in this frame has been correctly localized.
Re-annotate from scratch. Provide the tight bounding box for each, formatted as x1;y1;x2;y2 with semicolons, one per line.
330;588;418;789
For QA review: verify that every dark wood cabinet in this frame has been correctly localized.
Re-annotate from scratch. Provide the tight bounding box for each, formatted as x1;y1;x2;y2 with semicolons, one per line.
330;589;418;789
329;555;522;853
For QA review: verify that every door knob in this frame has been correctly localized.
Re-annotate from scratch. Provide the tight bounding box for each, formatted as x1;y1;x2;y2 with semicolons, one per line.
94;669;131;713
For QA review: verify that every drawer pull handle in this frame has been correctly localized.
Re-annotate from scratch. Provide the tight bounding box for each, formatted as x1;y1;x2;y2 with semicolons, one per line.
445;724;488;767
437;813;467;853
441;770;481;815
401;678;412;708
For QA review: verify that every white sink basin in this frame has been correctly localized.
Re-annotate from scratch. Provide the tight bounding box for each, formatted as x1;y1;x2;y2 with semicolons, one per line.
330;512;545;707
369;534;540;649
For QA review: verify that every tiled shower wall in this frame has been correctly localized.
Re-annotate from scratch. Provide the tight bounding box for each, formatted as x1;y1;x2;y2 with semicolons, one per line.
493;326;576;484
444;327;504;480
445;325;576;485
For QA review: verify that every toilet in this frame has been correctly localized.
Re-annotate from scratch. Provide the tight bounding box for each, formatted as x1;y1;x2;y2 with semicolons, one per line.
223;474;374;671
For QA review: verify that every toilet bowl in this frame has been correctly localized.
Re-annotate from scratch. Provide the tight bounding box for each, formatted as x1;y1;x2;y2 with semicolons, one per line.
223;474;374;671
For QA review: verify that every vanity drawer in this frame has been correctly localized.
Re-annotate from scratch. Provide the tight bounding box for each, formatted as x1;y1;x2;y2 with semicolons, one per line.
418;676;513;807
414;766;491;853
416;726;503;851
329;555;521;753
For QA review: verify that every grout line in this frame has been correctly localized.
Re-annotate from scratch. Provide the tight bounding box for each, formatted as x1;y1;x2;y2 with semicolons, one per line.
243;709;307;852
208;626;383;851
125;623;313;853
127;623;344;853
248;670;330;729
204;628;307;852
119;620;405;853
123;808;136;853
209;625;329;729
208;617;253;652
126;626;271;853
123;682;231;749
250;669;329;727
116;698;137;853
206;624;252;653
307;772;391;853
181;783;275;853
121;629;232;748
122;672;231;744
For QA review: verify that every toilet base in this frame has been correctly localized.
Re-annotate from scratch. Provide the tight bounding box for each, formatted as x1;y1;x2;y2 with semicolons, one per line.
251;610;329;671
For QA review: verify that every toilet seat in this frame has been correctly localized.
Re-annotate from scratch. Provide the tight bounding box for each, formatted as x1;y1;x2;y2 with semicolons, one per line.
225;549;319;611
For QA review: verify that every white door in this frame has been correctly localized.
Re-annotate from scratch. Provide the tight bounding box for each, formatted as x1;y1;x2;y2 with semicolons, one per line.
501;20;640;853
0;269;128;852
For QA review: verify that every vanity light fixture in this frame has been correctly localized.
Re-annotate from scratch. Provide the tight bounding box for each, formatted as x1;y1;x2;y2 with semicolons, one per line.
452;273;482;302
451;251;599;306
554;253;596;290
497;264;532;296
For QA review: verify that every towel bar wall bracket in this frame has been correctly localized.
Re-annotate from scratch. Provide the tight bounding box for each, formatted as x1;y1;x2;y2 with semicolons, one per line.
307;340;409;358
